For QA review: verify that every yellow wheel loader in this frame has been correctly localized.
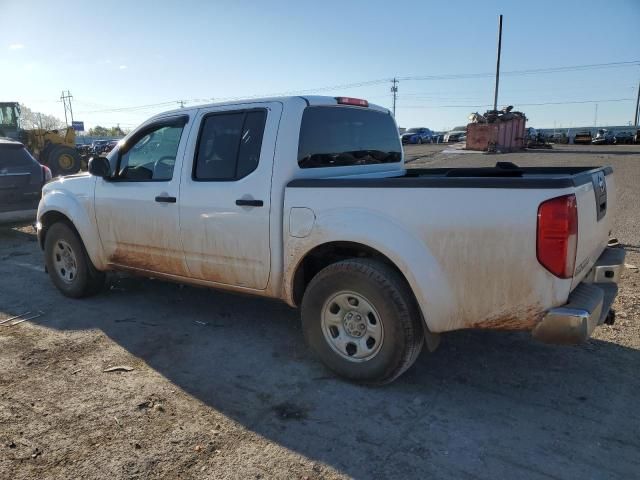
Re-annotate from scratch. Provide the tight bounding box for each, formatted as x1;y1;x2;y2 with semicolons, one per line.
0;102;82;176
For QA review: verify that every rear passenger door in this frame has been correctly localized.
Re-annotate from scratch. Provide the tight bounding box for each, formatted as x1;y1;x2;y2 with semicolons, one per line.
179;102;282;289
0;144;42;213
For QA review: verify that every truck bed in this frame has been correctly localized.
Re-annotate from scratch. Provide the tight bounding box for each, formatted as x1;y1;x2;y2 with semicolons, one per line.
288;165;612;189
285;163;614;334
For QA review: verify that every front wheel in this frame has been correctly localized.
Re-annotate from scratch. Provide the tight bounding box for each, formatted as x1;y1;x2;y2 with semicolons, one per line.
301;259;424;385
44;222;105;298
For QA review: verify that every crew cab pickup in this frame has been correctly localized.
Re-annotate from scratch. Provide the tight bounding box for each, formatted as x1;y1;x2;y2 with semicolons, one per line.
37;96;625;384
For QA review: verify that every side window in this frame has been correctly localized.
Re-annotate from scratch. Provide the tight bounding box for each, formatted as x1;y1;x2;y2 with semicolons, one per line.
118;124;184;181
0;147;36;170
194;110;266;181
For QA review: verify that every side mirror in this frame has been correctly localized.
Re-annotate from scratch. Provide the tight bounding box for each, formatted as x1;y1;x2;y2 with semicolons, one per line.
88;156;112;178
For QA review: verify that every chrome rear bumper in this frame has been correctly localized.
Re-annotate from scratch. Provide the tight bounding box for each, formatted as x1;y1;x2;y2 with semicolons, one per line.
532;247;625;344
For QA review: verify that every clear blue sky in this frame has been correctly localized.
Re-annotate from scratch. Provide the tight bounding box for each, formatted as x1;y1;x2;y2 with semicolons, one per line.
3;0;639;131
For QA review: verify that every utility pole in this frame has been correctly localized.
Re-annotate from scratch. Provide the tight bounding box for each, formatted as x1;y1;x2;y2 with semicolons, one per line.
493;14;503;112
60;90;74;126
594;103;598;128
390;78;398;117
178;100;185;108
634;77;640;127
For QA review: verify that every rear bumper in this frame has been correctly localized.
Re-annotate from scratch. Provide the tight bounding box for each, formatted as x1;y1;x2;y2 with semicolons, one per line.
532;247;625;344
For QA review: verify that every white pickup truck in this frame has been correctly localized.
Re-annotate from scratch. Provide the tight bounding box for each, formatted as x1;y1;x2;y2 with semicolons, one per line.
37;95;625;384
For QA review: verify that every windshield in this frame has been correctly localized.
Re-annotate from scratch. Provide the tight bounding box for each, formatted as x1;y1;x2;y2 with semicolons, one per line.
298;106;401;169
406;128;422;133
0;105;20;127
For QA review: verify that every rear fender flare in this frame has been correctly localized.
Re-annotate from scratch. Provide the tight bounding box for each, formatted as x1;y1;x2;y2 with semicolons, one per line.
284;208;454;332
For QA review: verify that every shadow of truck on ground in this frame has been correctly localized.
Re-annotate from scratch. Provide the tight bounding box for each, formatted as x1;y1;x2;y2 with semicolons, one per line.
8;265;638;480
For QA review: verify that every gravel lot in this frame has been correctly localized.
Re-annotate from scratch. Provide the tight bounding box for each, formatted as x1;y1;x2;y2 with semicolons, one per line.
1;144;639;479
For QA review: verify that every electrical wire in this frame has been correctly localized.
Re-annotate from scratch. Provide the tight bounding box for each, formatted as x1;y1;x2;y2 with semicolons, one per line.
74;60;639;114
398;98;635;109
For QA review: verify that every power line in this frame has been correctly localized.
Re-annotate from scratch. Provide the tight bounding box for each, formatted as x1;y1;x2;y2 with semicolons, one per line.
60;90;74;125
398;98;635;109
391;78;398;117
77;100;181;114
635;77;640;127
398;60;640;82
74;60;639;115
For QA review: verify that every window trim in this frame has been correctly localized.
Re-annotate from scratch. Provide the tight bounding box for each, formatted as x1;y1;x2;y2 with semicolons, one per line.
191;108;267;182
110;115;188;183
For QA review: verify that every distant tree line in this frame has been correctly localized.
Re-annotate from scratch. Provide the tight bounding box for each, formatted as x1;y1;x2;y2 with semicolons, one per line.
19;103;66;130
19;104;128;137
88;125;127;137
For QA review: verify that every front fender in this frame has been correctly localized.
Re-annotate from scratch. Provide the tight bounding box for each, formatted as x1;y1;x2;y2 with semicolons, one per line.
38;179;105;270
283;207;454;332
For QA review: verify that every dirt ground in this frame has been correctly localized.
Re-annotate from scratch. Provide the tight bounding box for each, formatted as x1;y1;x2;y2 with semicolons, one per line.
1;144;639;479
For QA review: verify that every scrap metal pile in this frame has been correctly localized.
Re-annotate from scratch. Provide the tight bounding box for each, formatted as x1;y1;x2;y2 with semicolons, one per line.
468;105;525;124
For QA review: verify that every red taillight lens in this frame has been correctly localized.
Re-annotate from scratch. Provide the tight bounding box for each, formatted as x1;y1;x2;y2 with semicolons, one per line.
42;165;52;183
537;194;578;278
335;97;369;107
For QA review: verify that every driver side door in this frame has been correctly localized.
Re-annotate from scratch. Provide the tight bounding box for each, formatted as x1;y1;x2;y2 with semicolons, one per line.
94;114;192;277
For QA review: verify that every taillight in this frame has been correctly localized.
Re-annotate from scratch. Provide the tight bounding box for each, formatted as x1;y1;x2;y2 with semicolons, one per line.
536;194;578;278
335;97;369;107
42;165;52;183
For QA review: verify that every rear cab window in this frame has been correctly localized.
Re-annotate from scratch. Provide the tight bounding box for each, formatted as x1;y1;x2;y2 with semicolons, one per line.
0;144;38;172
297;106;401;169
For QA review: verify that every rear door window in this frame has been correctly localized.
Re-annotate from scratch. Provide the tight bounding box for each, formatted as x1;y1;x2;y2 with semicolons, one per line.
298;106;401;169
193;109;267;181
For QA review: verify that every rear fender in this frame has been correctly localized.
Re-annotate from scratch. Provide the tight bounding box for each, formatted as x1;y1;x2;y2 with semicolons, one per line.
284;207;453;333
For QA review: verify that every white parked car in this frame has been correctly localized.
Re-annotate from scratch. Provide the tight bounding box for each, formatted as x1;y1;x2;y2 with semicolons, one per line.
37;95;624;384
444;126;467;143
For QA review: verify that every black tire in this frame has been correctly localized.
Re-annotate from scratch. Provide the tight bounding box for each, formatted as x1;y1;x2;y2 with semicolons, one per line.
48;145;81;176
44;222;105;298
301;258;424;385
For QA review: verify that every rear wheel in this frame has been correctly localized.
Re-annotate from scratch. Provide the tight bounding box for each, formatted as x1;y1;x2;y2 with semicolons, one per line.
301;258;424;385
48;145;81;176
44;222;105;298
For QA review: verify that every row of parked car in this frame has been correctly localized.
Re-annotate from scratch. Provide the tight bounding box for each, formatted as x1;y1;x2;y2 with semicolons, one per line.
555;129;639;145
400;126;467;145
75;139;120;157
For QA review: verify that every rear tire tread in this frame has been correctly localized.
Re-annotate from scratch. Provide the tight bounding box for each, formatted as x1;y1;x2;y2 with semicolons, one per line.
302;258;424;385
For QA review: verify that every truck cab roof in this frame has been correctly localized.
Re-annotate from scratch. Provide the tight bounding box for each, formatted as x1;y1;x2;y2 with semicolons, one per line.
150;96;390;120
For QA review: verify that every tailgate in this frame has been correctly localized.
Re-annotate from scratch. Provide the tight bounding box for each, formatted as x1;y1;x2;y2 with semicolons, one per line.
572;168;614;288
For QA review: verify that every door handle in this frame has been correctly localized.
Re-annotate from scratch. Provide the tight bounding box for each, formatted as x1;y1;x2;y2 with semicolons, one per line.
235;199;263;207
155;195;177;203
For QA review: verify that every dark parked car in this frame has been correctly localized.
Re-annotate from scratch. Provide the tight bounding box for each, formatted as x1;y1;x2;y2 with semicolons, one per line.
102;140;119;154
592;129;614;145
401;127;433;144
0;138;51;223
90;139;110;155
613;131;634;144
444;126;467;143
